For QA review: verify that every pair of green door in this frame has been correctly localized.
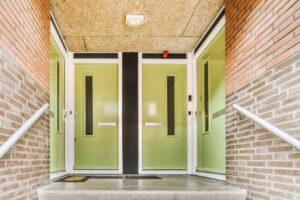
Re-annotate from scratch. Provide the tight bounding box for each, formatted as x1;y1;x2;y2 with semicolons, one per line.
74;64;187;170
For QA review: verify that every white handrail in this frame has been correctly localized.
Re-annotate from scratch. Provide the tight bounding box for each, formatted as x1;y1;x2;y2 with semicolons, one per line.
233;104;300;150
0;103;49;159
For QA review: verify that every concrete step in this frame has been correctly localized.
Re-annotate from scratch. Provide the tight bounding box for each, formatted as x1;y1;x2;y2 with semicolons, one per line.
38;175;247;200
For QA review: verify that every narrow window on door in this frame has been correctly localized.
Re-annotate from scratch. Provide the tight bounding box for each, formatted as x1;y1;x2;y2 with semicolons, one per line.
167;76;175;135
204;61;209;132
85;76;93;135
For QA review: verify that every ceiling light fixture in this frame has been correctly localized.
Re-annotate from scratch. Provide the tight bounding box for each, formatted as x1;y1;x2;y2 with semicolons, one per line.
126;14;145;27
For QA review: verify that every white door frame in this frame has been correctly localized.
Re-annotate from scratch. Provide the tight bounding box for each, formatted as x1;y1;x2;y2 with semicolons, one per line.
192;14;226;181
50;15;69;179
65;53;123;174
138;53;193;174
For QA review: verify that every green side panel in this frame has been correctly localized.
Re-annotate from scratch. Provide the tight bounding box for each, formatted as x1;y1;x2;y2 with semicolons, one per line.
74;64;119;169
196;27;226;174
142;64;187;169
50;35;65;173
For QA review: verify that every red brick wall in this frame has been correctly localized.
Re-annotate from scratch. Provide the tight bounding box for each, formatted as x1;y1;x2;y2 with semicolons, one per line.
225;0;300;94
0;0;50;92
225;0;300;200
0;0;50;200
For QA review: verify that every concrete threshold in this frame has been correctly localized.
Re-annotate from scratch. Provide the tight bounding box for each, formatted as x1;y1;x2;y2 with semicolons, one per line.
38;175;247;200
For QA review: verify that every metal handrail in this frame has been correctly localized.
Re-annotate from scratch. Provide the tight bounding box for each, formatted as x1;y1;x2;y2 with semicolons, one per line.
0;103;49;159
233;104;300;151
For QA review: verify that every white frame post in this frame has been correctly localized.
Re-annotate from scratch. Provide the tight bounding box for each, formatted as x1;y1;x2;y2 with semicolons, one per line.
50;18;69;179
192;54;198;174
65;52;74;174
138;52;143;174
186;53;193;174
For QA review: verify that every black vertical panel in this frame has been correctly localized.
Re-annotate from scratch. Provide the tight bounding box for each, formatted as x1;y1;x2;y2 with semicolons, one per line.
85;76;93;135
204;61;209;132
167;76;175;135
122;52;138;174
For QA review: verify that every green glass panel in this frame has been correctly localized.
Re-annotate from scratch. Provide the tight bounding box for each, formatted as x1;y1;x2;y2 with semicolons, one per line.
50;35;65;173
74;64;118;169
142;64;187;169
196;27;226;174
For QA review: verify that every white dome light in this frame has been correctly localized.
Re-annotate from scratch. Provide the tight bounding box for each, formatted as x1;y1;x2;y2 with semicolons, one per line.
126;14;145;27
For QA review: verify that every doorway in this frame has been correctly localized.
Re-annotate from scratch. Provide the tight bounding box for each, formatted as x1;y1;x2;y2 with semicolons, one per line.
141;63;187;171
195;27;226;177
50;34;65;173
74;63;119;170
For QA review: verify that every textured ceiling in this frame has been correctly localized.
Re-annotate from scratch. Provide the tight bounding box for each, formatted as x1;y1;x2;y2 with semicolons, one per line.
51;0;224;53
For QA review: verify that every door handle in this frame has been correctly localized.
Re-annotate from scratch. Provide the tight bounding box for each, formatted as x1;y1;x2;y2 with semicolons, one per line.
98;122;116;127
144;122;162;127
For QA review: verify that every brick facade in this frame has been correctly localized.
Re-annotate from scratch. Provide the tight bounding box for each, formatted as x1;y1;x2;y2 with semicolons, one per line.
0;1;50;200
225;0;300;199
225;0;300;94
226;54;300;200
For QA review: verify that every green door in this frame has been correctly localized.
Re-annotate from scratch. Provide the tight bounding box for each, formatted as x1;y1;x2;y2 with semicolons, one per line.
142;64;187;170
196;27;226;174
75;64;119;169
50;35;65;173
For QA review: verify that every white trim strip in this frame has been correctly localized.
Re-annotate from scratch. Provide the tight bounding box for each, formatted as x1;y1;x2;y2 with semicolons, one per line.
50;171;68;180
73;59;119;64
138;52;143;174
142;59;187;64
71;170;122;174
194;171;226;181
140;170;189;175
192;56;198;174
186;53;193;174
65;52;75;173
118;52;123;173
50;23;67;58
50;11;68;54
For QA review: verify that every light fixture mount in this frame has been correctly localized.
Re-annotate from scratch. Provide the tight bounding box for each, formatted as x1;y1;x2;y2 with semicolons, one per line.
126;14;145;27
